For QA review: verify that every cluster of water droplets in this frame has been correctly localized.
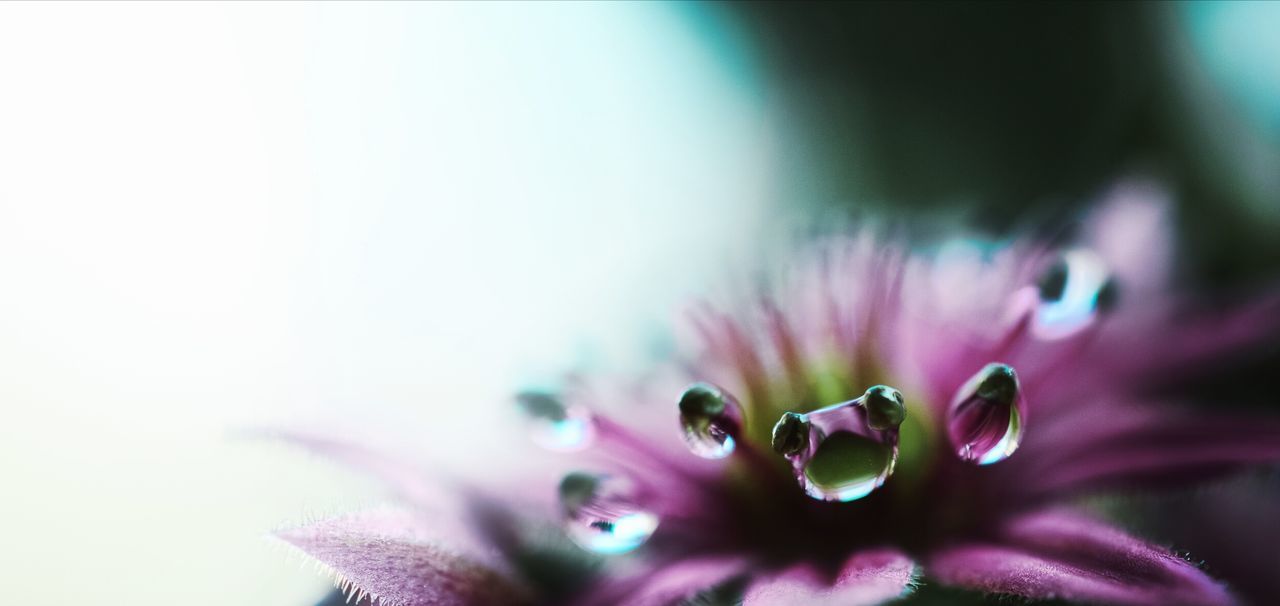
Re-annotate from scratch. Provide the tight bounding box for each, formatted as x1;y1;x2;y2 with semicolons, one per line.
519;244;1120;557
515;391;661;555
558;472;659;554
771;385;906;502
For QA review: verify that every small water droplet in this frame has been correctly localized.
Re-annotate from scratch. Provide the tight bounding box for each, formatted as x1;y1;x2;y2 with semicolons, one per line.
677;382;743;459
559;472;659;554
771;412;810;457
771;385;904;502
516;391;595;452
1032;249;1115;340
947;363;1025;465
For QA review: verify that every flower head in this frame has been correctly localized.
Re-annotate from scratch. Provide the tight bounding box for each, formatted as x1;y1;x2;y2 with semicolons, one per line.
274;181;1280;606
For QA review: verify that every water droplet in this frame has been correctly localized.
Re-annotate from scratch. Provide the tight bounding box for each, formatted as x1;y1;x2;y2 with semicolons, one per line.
947;363;1025;465
863;384;907;430
559;472;659;554
771;385;905;502
677;382;743;459
1032;249;1115;340
516;391;595;452
771;412;810;457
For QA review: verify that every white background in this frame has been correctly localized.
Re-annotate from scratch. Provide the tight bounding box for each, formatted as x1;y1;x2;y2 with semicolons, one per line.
0;3;775;604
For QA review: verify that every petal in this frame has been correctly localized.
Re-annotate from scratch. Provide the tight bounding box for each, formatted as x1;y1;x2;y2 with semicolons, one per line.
1122;475;1280;604
259;427;592;530
928;509;1233;606
276;507;529;606
254;429;446;508
1084;179;1173;295
464;497;603;601
1079;292;1280;391
574;555;749;606
744;548;917;606
258;430;558;520
1019;402;1280;496
1141;292;1280;375
684;303;771;409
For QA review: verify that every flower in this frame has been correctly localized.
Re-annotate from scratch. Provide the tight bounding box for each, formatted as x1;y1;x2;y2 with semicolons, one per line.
272;181;1280;606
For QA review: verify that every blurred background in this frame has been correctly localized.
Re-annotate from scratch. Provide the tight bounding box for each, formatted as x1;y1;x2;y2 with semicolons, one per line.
0;2;1276;604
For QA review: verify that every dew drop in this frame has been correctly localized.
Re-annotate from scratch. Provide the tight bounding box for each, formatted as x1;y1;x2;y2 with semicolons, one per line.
677;382;743;459
516;391;595;452
559;472;659;554
947;363;1025;465
771;385;905;502
1032;249;1115;340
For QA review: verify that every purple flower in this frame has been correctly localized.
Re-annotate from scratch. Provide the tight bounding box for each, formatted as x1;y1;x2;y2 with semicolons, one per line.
273;181;1280;606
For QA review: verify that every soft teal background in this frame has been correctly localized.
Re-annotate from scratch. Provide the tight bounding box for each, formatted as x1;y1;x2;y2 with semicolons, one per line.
0;3;778;604
0;2;1277;605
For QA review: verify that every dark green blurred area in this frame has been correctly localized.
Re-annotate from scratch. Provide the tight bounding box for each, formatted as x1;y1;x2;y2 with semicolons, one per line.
725;1;1280;288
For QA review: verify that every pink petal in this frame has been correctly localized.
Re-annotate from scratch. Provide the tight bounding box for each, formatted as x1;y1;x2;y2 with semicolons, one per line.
744;548;917;606
260;429;575;566
1084;179;1173;295
1137;292;1280;376
574;555;749;606
1126;476;1280;604
1017;402;1280;497
254;429;447;508
1068;293;1280;394
275;507;529;606
928;509;1233;605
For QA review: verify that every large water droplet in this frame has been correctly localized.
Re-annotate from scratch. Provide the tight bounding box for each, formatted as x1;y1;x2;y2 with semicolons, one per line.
771;385;905;502
516;391;595;452
559;472;659;554
1032;249;1115;340
677;382;743;459
947;363;1025;465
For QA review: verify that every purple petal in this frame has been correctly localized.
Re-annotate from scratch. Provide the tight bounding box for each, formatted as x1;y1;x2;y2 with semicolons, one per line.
275;508;529;606
260;429;576;567
1083;179;1173;295
928;509;1233;606
1018;402;1280;496
255;426;577;514
254;429;446;508
1123;476;1280;604
1144;293;1280;374
685;303;772;408
1084;293;1280;389
573;555;748;606
744;548;917;606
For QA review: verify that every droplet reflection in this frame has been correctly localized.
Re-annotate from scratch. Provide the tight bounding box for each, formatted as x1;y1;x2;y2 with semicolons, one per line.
516;391;595;452
947;363;1025;465
559;472;659;554
677;382;743;459
1032;249;1115;340
772;385;905;502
